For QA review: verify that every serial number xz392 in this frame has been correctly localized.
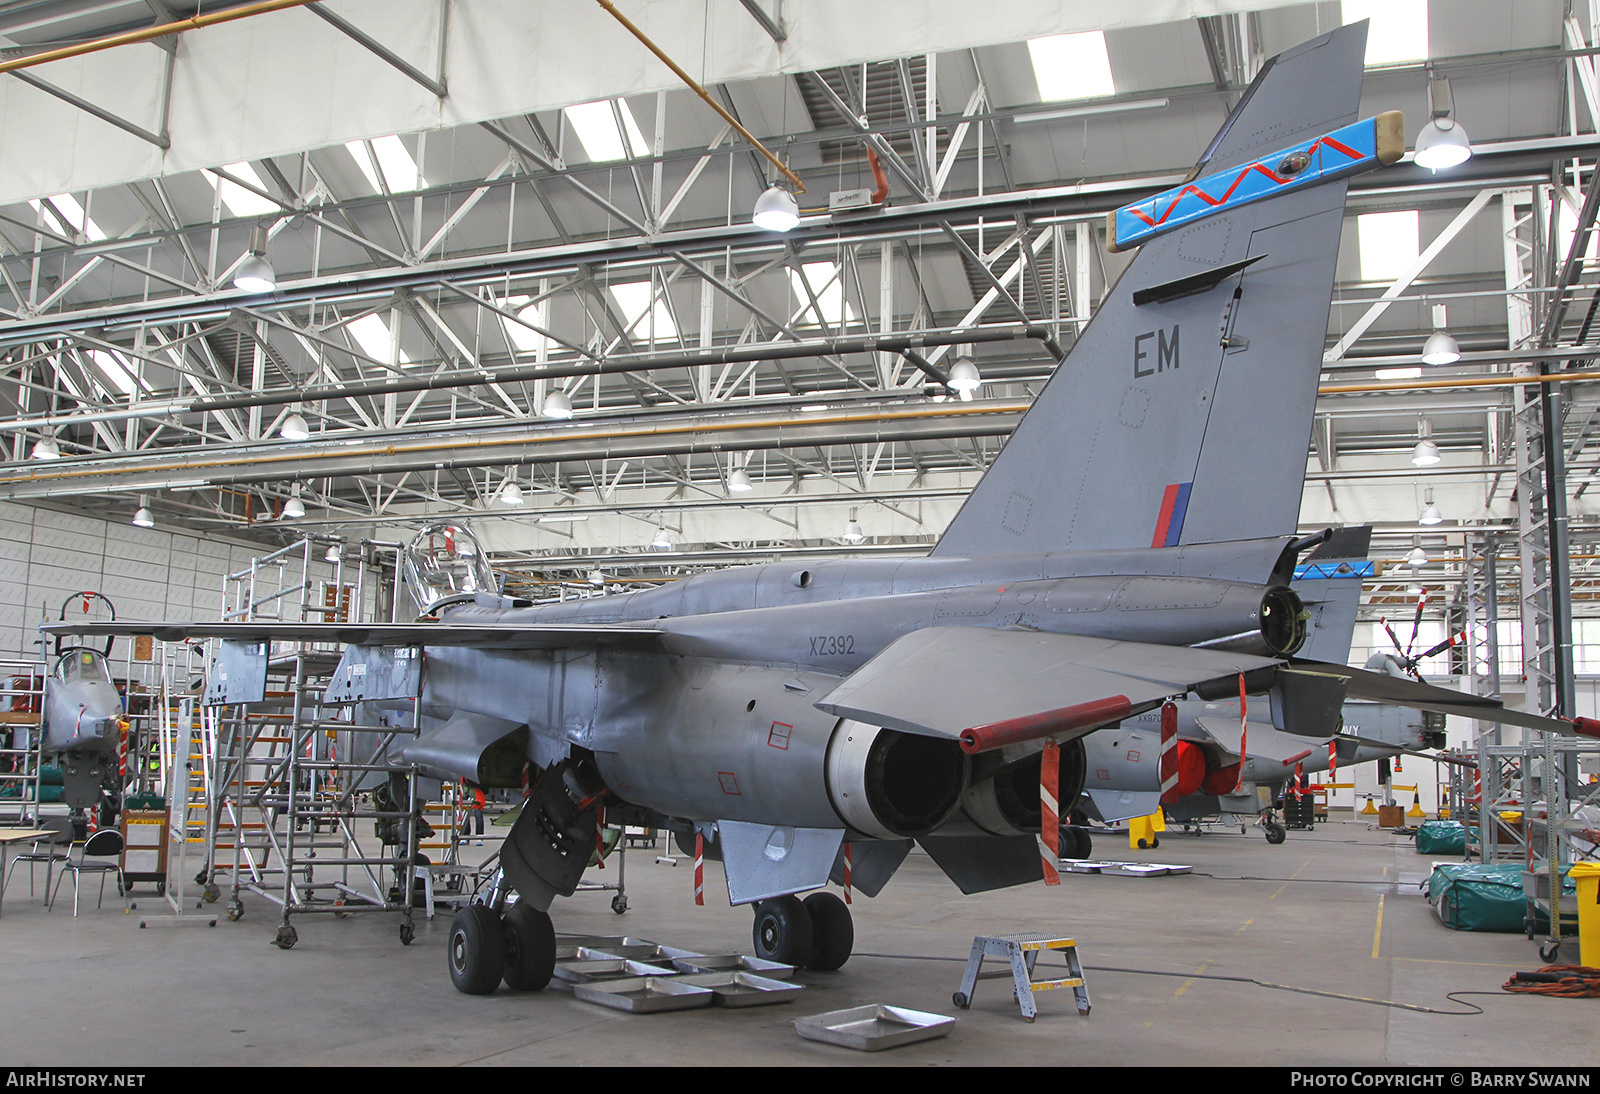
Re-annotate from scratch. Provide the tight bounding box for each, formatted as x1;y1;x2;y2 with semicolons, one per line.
810;634;855;656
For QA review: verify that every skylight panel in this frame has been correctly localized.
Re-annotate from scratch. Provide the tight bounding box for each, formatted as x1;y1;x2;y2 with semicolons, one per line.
204;162;281;218
29;193;107;242
563;99;651;163
1357;210;1419;281
788;262;857;328
501;295;550;355
347;313;411;366
346;135;423;194
1027;32;1115;102
88;349;137;396
1342;0;1429;66
609;281;677;341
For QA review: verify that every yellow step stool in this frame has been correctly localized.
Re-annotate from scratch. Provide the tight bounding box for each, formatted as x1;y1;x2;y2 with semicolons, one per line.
953;933;1091;1022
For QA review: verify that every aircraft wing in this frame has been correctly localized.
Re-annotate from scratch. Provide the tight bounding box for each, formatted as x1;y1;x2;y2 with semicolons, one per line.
40;619;662;651
816;626;1279;744
1290;658;1587;736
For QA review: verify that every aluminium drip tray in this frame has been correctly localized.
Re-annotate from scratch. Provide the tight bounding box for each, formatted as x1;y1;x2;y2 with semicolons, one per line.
794;1004;955;1051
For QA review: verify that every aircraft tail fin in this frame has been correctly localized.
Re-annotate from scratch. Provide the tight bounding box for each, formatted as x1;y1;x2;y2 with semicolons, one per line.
933;22;1379;558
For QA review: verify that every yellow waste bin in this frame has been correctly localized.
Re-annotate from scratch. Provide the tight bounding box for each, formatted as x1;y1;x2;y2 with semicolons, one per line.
1569;862;1600;969
1128;810;1166;850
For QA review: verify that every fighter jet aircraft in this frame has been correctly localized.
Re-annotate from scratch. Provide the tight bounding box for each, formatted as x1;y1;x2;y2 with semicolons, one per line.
34;593;125;839
46;21;1599;995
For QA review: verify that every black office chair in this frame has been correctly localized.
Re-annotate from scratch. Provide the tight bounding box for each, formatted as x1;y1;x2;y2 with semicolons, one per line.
49;829;125;916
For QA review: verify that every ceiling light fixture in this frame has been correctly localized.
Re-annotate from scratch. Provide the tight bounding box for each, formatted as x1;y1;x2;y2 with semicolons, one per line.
131;495;154;528
233;225;276;293
947;356;982;395
31;432;60;460
651;524;673;551
728;460;753;494
753;184;800;232
283;484;306;520
1420;487;1443;525
1412;419;1441;466
1413;72;1473;171
279;407;310;441
842;508;865;544
542;390;574;420
1406;545;1429;567
324;544;341;563
1421;303;1461;365
498;475;524;507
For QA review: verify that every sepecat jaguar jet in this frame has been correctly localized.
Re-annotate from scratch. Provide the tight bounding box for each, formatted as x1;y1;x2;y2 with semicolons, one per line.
47;20;1599;995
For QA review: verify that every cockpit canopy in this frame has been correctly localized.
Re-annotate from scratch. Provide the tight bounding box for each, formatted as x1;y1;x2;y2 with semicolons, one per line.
403;523;498;613
54;647;112;685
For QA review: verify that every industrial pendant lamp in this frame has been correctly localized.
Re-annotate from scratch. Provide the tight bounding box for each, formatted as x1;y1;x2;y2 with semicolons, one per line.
280;406;311;441
1412;419;1441;466
651;522;673;551
948;357;982;399
131;496;154;528
1406;543;1429;568
1420;304;1460;366
31;431;60;460
233;225;277;293
1419;488;1443;526
842;508;865;544
283;483;306;520
728;455;753;494
542;390;574;420
1413;72;1473;172
324;543;342;563
498;473;524;507
752;184;800;232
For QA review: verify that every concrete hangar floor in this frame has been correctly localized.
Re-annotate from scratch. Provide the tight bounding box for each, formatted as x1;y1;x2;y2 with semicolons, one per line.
0;819;1587;1067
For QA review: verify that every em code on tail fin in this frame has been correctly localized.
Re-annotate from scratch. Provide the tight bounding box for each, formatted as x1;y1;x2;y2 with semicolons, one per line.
934;22;1386;559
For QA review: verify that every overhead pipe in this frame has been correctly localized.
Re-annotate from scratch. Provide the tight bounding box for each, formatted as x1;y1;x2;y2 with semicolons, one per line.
593;0;804;194
0;0;322;76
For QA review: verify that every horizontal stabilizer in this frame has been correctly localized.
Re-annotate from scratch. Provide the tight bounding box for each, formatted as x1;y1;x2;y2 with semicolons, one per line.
917;834;1041;894
41;619;661;650
1292;658;1582;736
817;626;1279;742
1192;716;1332;766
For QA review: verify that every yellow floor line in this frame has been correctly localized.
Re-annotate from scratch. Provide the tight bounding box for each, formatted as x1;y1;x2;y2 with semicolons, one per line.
1271;855;1314;900
1371;893;1385;959
1174;959;1213;998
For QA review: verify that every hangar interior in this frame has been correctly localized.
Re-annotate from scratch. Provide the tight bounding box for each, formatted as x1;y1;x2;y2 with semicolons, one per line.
0;0;1597;1068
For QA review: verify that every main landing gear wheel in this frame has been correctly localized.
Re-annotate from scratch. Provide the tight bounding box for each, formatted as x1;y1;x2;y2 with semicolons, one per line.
752;895;814;966
803;892;854;972
449;905;506;995
1264;821;1287;845
502;902;556;991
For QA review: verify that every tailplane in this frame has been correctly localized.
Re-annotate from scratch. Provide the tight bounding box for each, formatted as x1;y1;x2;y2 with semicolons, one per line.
934;22;1382;557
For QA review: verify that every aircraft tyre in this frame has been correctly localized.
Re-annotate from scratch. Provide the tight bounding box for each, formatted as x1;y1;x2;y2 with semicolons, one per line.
1075;827;1093;859
502;902;556;991
751;895;813;966
1264;821;1287;845
448;905;506;995
803;892;853;971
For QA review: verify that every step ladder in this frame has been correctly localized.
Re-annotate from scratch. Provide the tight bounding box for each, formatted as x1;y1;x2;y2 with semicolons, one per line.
952;933;1092;1022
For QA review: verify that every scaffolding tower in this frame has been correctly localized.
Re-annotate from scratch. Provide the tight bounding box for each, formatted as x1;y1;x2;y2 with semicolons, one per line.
198;535;426;948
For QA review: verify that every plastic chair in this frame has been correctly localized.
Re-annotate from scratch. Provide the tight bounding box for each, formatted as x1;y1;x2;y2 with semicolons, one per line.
49;830;125;916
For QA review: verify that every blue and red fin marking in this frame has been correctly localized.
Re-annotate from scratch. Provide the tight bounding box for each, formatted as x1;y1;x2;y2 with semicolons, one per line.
1107;111;1403;252
1150;483;1193;548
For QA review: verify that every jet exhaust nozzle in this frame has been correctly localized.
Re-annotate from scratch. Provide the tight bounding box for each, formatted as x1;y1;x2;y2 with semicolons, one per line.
826;720;967;840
